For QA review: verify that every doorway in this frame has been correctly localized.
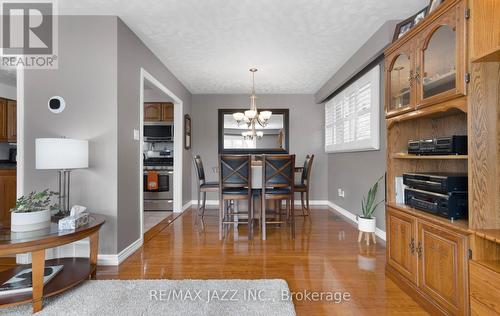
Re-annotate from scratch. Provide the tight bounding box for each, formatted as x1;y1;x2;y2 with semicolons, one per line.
139;69;183;237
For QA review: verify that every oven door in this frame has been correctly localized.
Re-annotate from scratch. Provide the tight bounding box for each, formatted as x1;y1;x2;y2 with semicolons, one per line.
144;172;173;198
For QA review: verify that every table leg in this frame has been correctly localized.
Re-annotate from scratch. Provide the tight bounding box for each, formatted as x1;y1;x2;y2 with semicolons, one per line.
89;231;99;279
31;249;45;313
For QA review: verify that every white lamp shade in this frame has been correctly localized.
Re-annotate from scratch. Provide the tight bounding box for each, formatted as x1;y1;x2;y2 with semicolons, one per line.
233;112;245;121
36;138;89;170
260;111;272;120
244;110;257;119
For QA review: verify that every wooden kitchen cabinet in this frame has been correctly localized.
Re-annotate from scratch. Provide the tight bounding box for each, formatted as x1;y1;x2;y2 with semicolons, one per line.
0;169;16;222
144;103;162;121
0;99;6;142
387;208;418;284
161;103;174;122
417;220;469;315
7;100;16;142
144;102;174;122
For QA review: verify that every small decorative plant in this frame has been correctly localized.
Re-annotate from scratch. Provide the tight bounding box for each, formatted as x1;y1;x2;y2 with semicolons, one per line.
11;189;59;213
361;176;384;219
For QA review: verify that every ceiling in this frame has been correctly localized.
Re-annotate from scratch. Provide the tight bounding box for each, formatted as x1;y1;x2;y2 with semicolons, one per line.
58;0;427;94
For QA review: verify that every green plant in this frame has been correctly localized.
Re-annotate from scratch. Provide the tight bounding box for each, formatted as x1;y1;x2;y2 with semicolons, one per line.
11;189;59;213
361;176;385;219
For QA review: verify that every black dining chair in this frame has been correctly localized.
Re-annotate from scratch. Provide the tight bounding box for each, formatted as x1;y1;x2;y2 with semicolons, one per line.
193;155;219;221
294;154;315;216
219;154;253;240
261;154;295;240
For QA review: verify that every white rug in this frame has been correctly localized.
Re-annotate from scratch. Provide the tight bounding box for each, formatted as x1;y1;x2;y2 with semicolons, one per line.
3;279;296;316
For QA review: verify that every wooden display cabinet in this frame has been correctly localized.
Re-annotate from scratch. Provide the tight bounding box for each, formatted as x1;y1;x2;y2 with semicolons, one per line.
385;0;500;314
385;0;467;117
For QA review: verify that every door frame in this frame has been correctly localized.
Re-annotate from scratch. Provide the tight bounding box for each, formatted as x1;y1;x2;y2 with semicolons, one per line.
139;68;183;237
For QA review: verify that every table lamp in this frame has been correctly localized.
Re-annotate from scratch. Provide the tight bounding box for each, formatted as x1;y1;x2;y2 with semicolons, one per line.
35;138;89;216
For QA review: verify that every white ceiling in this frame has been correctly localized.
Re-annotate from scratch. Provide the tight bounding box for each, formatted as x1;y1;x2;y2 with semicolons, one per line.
58;0;427;94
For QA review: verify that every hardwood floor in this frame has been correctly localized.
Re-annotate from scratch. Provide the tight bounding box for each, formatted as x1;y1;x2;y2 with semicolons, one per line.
98;207;428;315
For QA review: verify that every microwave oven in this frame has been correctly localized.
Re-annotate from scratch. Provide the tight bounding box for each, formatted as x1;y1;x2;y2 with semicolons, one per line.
144;123;173;142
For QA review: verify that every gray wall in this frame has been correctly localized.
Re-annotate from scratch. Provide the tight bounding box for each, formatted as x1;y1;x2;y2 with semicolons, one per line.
23;16;192;255
327;60;387;230
315;20;398;103
0;82;16;100
23;16;119;253
116;19;192;252
317;22;392;231
191;94;327;201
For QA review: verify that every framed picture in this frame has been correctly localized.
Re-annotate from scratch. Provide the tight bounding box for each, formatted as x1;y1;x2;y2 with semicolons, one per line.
413;7;428;26
184;114;191;150
429;0;443;13
393;17;414;42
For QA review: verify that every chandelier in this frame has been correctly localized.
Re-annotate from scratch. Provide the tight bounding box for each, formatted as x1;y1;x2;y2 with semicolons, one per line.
233;68;272;140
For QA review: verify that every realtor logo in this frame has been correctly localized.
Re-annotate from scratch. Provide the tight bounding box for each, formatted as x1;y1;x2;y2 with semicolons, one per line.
1;1;58;68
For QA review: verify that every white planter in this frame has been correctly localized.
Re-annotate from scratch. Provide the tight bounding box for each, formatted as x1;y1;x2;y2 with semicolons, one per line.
11;209;51;232
358;216;376;233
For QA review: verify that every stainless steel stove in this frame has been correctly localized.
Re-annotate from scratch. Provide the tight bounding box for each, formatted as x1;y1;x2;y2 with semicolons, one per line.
143;159;173;211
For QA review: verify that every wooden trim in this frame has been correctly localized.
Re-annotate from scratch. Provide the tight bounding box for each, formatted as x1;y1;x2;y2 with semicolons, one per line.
386;264;448;316
217;108;290;154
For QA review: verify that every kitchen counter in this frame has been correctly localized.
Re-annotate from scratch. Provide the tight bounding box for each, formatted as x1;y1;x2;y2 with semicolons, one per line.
0;162;16;170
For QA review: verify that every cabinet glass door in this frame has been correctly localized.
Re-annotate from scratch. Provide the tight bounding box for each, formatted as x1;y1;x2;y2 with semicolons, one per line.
422;25;456;99
390;54;412;111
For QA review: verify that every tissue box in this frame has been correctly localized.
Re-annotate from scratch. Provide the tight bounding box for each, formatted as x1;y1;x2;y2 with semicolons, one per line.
58;212;90;230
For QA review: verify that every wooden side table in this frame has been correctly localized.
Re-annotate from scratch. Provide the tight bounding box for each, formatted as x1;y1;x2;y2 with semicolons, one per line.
0;214;105;313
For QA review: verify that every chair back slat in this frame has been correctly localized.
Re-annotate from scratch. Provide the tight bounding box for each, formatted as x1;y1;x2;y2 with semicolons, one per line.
193;155;206;184
263;154;295;188
219;155;251;188
301;154;315;185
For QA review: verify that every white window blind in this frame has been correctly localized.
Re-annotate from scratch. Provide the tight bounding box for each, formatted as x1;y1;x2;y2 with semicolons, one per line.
324;65;380;153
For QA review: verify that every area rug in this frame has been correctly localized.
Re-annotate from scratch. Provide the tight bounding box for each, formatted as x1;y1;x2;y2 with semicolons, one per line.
3;279;296;316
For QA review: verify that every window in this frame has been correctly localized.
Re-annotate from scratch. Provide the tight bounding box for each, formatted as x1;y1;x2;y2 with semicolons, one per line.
325;65;380;153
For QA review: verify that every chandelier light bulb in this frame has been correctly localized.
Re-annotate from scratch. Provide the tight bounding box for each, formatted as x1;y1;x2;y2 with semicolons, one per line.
233;112;245;122
260;111;272;121
245;110;257;119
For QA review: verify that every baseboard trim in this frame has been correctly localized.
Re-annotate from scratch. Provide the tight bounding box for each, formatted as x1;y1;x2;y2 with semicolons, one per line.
98;237;143;266
327;201;386;241
190;199;330;206
182;201;192;212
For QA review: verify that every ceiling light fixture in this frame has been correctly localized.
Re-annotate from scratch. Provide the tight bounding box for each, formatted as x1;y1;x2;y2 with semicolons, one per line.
233;68;272;140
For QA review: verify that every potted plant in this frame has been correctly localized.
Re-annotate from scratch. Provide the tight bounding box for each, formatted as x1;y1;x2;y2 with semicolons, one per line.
358;176;384;235
10;190;58;232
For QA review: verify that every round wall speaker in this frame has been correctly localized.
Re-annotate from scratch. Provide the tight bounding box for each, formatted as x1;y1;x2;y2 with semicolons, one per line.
48;96;65;114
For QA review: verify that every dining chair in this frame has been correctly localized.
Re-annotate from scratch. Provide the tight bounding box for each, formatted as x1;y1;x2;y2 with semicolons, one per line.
261;154;295;240
294;154;315;216
219;154;253;240
193;155;219;221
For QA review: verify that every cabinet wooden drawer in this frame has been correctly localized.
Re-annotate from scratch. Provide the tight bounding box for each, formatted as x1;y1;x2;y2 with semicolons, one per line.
470;260;500;314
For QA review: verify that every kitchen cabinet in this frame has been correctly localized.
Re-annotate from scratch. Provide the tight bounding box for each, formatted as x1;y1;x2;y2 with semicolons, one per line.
384;0;467;117
386;206;469;315
0;99;6;142
7;100;16;142
161;103;174;122
0;169;16;222
144;102;174;122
